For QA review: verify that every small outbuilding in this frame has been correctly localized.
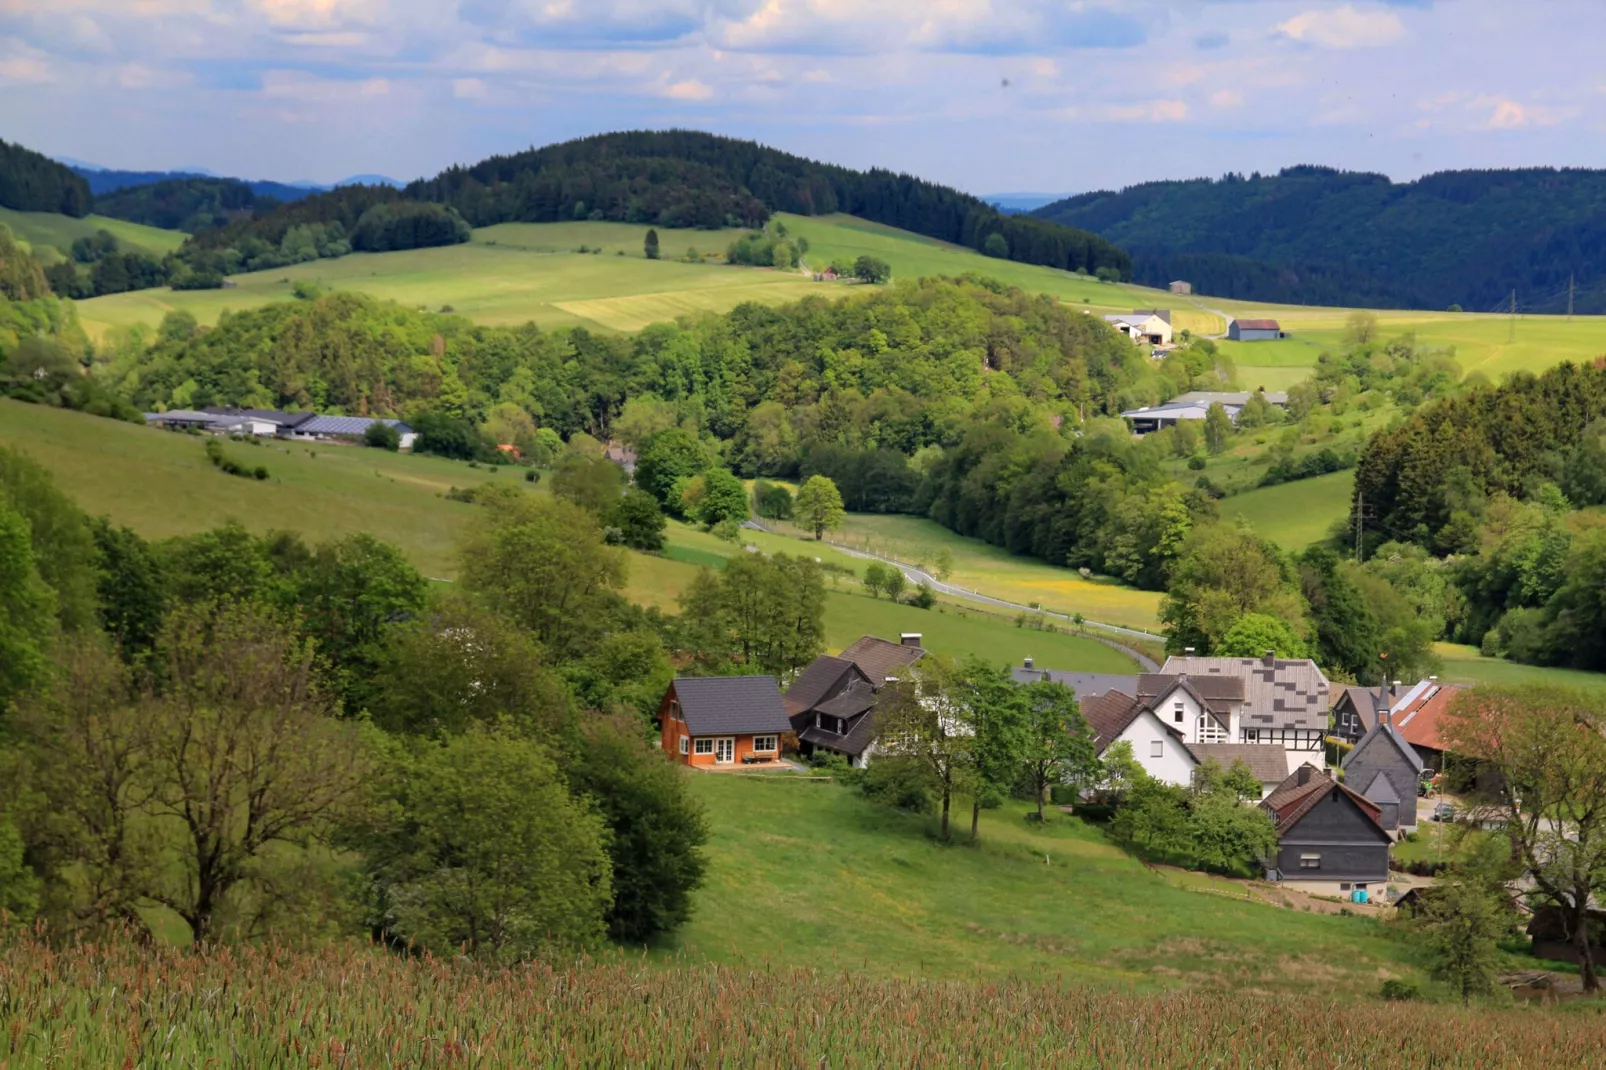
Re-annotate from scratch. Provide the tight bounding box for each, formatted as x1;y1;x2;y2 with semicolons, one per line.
1169;280;1193;295
1227;318;1284;342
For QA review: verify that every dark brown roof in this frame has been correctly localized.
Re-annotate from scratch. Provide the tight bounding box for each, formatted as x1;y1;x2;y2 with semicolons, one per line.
839;635;925;683
1081;690;1146;752
1261;764;1383;836
670;676;792;737
1139;673;1243;710
1187;743;1291;784
783;655;858;716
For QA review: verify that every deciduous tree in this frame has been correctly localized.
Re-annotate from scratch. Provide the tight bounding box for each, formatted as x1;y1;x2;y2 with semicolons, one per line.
795;474;845;540
1018;679;1096;821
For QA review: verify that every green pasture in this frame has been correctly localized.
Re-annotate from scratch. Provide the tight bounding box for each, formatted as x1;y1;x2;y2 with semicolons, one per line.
0;206;185;261
1219;470;1354;551
669;774;1446;991
1432;643;1606;695
771;512;1164;633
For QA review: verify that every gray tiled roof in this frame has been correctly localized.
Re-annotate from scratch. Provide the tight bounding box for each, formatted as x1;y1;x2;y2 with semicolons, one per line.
1188;743;1291;785
1161;655;1330;731
783;655;858;717
671;676;791;737
1009;668;1139;700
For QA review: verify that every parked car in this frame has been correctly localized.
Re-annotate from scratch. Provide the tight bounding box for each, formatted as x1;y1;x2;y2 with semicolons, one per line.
1430;802;1455;822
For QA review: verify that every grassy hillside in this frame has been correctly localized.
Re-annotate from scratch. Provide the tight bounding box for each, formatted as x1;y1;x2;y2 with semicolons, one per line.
74;214;1163;341
0;205;186;260
1219;470;1355;551
1433;643;1606;694
671;773;1487;992
0;401;1134;674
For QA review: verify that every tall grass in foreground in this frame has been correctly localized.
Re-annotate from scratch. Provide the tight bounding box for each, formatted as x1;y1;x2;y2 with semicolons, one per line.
1;934;1598;1067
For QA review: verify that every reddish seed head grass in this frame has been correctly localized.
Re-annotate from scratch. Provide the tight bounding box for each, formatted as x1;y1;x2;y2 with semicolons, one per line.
0;929;1594;1067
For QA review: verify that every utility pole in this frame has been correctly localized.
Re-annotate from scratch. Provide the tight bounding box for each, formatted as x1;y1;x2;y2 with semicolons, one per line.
1569;274;1576;322
1508;289;1517;343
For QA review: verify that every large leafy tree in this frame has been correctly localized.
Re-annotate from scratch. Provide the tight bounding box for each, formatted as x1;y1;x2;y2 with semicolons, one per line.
0;496;55;711
1018;679;1097;821
567;717;707;943
1443;686;1606;992
794;474;846;540
365;724;613;962
457;492;627;656
634;427;708;506
0;445;100;632
1215;612;1309;660
1160;525;1304;654
873;656;976;842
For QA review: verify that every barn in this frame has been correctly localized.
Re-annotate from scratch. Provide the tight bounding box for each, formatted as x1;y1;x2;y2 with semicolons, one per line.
1228;318;1284;342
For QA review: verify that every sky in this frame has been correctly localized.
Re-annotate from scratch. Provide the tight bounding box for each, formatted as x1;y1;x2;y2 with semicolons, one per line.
1;1;1603;195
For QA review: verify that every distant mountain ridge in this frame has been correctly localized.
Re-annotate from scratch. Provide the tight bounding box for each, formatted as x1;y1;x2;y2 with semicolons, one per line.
73;167;322;202
1032;165;1606;313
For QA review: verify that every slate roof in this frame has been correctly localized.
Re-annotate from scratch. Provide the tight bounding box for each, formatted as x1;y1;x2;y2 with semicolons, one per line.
783;655;858;717
814;681;877;719
202;407;315;428
1361;771;1401;805
839;635;925;682
1390;682;1465;754
1341;720;1425;776
1160;655;1329;731
1188;743;1292;785
1261;765;1383;836
670;676;791;737
1139;673;1243;713
797;693;881;758
1008;668;1139;700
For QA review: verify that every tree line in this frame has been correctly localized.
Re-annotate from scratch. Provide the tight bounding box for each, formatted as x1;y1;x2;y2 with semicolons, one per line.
0;139;89;217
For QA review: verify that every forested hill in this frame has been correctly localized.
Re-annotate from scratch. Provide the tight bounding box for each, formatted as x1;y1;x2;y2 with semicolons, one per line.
94;176;302;232
0;139;91;216
1033;165;1606;313
404;130;1131;279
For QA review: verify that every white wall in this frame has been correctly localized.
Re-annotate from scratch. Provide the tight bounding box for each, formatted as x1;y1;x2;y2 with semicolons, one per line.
1115;709;1197;787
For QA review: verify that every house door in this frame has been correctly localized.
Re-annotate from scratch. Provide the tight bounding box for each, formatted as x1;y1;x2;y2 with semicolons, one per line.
715;738;735;764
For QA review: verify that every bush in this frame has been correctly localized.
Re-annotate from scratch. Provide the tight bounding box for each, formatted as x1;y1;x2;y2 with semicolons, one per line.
1379;980;1419;1002
1187;455;1207;471
363;421;401;451
856;757;936;813
525;470;540;484
908;582;936;609
752;479;794;520
1480;628;1500;658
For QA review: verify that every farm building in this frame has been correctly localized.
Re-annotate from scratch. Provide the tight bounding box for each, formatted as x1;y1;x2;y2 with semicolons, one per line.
1119;389;1288;435
1227;318;1284;341
1169;280;1193;295
658;675;793;768
1103;310;1172;346
285;415;417;450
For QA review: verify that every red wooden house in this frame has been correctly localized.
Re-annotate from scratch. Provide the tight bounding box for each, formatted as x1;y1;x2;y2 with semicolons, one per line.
659;676;792;767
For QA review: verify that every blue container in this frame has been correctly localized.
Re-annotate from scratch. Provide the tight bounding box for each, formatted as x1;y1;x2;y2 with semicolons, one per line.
1351;889;1369;904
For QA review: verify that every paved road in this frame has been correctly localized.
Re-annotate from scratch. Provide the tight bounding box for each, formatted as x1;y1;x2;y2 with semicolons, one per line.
747;520;1164;670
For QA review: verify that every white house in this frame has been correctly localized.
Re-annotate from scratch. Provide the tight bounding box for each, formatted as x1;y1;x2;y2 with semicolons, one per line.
1159;654;1330;758
1082;690;1199;787
1103;310;1172;346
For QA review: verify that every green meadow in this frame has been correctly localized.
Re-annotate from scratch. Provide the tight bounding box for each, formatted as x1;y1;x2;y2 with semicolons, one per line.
669;773;1496;992
1219;469;1355;551
0;205;186;261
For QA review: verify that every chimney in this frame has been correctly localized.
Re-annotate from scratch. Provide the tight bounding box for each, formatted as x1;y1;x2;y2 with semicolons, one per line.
1184;647;1195;655
900;633;923;648
1429;675;1438;683
1262;649;1276;667
1296;764;1315;786
1024;656;1034;670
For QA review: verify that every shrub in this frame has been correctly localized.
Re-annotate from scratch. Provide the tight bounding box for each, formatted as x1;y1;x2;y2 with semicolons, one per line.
363;421;401;451
525;470;540;484
908;582;936;609
1379;980;1419;1001
1187;455;1207;471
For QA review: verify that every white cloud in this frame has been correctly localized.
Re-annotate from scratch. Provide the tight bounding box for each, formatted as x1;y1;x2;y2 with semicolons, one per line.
1276;5;1406;49
1062;97;1188;123
452;76;487;99
1209;88;1243;109
662;76;713;100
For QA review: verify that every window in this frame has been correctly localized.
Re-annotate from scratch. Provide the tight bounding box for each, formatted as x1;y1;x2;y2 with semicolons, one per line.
670;699;681;721
1173;701;1185;724
752;735;777;753
1242;729;1259;743
1340;883;1351;892
693;738;714;755
679;736;689;755
1299;854;1321;870
1150;740;1164;758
